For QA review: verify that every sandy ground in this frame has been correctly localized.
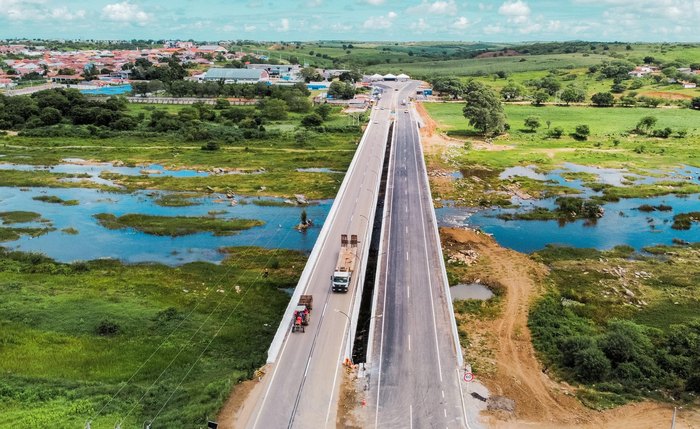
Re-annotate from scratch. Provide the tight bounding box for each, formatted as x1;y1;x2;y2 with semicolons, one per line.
417;102;699;429
442;227;700;429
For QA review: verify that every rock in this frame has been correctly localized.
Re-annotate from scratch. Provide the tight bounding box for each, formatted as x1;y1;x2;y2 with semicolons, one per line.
624;288;635;298
487;396;515;413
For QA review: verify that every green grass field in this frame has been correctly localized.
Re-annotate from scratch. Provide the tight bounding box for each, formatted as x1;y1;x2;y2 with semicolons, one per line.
0;247;305;428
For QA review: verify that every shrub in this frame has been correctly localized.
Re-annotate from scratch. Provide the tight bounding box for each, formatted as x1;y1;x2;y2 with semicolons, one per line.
572;124;590;141
96;320;120;336
573;346;611;382
547;126;564;139
201;141;220;151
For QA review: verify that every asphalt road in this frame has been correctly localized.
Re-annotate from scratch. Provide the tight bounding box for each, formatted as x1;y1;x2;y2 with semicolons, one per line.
368;84;468;428
237;84;398;429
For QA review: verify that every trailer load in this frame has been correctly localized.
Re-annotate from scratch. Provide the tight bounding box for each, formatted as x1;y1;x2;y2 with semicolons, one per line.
332;234;358;293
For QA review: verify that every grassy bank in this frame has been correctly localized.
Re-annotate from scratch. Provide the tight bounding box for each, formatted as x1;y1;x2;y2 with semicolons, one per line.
94;213;264;237
0;247;305;428
529;244;700;408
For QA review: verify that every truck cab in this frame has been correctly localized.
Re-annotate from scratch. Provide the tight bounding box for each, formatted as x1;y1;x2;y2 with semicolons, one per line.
332;271;351;292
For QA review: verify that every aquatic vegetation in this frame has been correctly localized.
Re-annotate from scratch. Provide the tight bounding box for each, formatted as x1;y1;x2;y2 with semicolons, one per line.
94;213;264;237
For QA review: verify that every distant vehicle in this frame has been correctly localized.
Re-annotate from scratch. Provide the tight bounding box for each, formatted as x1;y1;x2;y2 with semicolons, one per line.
292;295;313;333
374;120;379;124
401;99;406;105
404;110;409;113
332;234;358;293
394;88;398;91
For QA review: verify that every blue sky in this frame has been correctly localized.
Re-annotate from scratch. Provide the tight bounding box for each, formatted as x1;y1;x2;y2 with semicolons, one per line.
1;0;698;42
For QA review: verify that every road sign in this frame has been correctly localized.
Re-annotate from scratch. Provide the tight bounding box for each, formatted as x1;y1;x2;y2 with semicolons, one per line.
463;372;474;382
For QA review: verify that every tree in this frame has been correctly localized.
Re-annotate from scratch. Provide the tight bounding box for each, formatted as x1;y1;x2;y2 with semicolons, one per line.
691;97;700;110
635;116;657;134
39;107;62;126
524;116;541;132
338;69;362;83
536;76;561;96
591;92;615;107
573;124;590;141
260;99;289;120
560;86;586;105
315;103;332;120
532;90;549;106
547;126;564;139
431;77;465;99
500;82;524;101
572;346;611;382
328;81;355;100
301;113;323;127
599;60;635;80
462;81;507;136
300;67;322;83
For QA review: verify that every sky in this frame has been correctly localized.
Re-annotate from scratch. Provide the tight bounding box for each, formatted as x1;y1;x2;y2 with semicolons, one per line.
0;0;699;42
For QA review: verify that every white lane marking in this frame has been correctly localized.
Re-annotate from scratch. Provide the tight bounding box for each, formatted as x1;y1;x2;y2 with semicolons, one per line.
409;404;413;429
407;285;410;299
408;334;411;351
405;206;408;213
442;390;445;399
444;408;447;418
406;251;409;261
410;111;444;384
405;226;408;234
324;308;350;426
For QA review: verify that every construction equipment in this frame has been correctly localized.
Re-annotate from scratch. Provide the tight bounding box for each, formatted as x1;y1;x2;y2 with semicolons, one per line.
331;234;358;293
292;295;313;333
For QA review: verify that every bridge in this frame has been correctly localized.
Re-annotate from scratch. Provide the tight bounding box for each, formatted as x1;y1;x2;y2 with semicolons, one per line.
234;81;468;428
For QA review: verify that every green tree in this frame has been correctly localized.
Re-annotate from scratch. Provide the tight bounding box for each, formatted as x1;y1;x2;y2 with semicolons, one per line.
315;103;332;120
691;97;700;110
431;77;465;99
532;90;549;106
260;99;289;120
328;81;355;100
547;126;564;139
462;81;507;136
39;107;62;126
635;116;657;134
560;86;586;105
572;124;590;141
300;67;322;83
301;113;323;127
572;346;611;382
524;116;541;132
591;92;615;107
500;82;525;101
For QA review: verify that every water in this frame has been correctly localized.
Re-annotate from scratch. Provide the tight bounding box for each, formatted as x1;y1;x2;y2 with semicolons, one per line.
438;164;700;253
450;283;494;301
0;160;236;187
0;187;331;265
80;84;132;95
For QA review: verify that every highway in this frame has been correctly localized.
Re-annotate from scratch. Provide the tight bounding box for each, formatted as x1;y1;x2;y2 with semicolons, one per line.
235;82;397;429
368;84;468;428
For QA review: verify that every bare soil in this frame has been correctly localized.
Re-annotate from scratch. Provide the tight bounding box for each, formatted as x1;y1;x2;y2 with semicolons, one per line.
442;227;700;429
217;378;259;428
640;91;694;100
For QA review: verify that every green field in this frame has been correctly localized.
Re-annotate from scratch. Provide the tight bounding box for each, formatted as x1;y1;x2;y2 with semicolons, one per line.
367;53;609;77
0;247;306;428
94;213;264;237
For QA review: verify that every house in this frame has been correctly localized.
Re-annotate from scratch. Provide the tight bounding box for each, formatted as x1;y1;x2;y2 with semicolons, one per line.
682;81;697;89
198;45;227;53
0;78;16;89
397;73;410;81
202;68;269;84
383;73;397;81
628;66;655;78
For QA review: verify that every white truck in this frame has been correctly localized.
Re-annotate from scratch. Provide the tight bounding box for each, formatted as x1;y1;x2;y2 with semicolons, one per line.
331;234;358;293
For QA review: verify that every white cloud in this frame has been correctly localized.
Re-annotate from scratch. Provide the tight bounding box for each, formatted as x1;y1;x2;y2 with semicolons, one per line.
363;11;397;29
361;0;385;5
101;2;151;24
483;24;503;34
307;0;323;6
410;18;430;31
279;18;290;32
49;7;86;20
0;0;86;21
451;16;470;29
408;0;458;15
498;0;530;23
244;24;257;32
